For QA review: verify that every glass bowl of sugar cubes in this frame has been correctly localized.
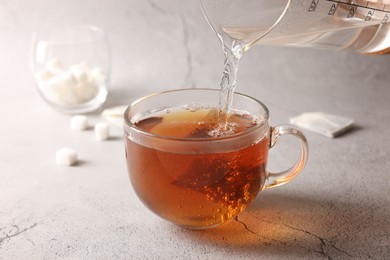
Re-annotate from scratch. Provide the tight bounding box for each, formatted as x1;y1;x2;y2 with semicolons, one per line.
31;25;111;114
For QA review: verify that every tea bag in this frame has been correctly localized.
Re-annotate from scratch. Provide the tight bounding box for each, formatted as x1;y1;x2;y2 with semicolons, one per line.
174;158;261;204
290;112;354;138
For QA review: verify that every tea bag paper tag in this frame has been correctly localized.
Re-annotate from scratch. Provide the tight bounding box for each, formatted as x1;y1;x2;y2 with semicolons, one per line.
101;105;128;128
290;112;354;138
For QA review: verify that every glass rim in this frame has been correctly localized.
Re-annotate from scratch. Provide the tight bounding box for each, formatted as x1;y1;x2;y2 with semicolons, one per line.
124;88;270;142
32;24;106;46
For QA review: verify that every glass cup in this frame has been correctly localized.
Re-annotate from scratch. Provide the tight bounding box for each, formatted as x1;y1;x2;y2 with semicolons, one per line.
124;88;308;229
31;25;111;114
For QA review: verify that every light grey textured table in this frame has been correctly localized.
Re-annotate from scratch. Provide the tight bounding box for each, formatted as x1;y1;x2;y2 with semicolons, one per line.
1;0;390;259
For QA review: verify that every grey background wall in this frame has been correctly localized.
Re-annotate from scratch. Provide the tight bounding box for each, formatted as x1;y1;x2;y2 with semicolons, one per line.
1;0;389;114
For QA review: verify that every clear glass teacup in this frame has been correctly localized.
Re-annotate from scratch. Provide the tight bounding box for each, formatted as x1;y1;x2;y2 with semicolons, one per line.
124;88;308;229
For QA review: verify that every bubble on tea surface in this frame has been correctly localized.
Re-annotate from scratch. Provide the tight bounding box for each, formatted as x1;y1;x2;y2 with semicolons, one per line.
184;109;220;138
207;110;262;138
207;123;238;138
183;102;203;112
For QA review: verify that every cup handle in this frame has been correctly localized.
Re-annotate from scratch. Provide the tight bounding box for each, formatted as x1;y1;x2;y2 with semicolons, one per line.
263;124;309;190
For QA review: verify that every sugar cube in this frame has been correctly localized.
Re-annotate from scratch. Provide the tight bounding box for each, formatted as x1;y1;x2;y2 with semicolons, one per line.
46;58;64;75
70;115;89;131
90;67;106;85
56;147;78;166
70;63;90;83
76;81;98;102
95;122;109;141
45;71;79;105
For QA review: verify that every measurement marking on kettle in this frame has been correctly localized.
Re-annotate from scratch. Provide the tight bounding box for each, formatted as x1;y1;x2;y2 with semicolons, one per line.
383;14;389;24
365;10;374;21
328;3;338;15
309;0;320;12
347;6;357;18
325;0;390;13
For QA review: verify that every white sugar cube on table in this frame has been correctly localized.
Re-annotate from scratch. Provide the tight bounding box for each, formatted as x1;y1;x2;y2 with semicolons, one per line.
56;147;78;166
95;122;109;141
70;115;89;131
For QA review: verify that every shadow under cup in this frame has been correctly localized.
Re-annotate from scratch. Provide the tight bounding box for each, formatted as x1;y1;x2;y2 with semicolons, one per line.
124;89;308;229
